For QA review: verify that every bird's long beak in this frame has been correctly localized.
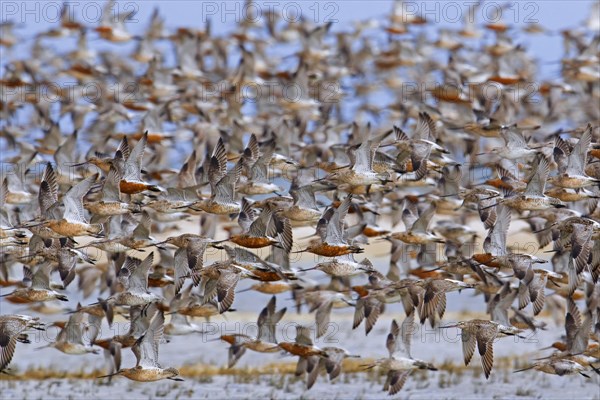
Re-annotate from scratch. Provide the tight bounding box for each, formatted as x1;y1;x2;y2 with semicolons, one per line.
147;239;169;247
479;202;499;211
532;225;554;234
438;324;459;329
96;371;121;379
438;193;459;198
70;161;90;167
479;194;500;201
513;366;534;373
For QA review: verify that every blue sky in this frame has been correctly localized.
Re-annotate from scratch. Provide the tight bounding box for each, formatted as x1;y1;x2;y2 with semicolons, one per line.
1;1;597;77
0;1;597;138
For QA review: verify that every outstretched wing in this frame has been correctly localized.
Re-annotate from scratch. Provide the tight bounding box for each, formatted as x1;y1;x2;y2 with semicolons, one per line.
524;155;549;196
63;174;97;223
137;310;164;368
123;132;148;182
325;195;352;244
565;125;591;176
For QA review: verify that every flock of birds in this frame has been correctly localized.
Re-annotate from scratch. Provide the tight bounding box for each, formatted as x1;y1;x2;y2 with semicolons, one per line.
1;0;600;396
